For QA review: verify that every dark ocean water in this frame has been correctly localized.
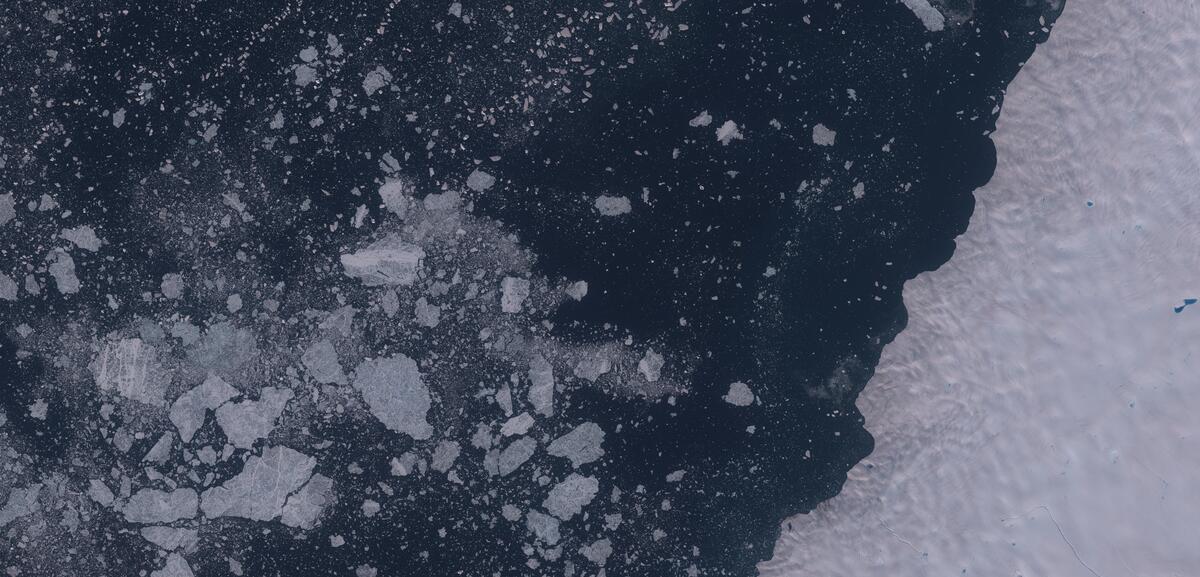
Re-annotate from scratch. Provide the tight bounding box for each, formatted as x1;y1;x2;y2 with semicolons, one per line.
0;1;1063;576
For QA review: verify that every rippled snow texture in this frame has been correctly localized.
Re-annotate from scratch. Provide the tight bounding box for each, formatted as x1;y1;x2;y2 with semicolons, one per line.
764;1;1200;575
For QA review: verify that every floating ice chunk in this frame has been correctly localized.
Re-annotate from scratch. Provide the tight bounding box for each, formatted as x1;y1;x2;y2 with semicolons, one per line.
151;553;194;577
298;46;319;63
852;182;866;199
638;349;665;382
0;272;16;301
466;169;496;192
112;108;126;128
543;474;599;520
413;297;441;328
294;64;317;87
565;280;588;301
430;440;461;473
360;499;381;518
498;437;538;477
140;526;199;551
319;305;357;337
547;422;605;468
378;178;414;218
200;446;316;521
0;483;42;527
225;293;243;313
340;236;425;287
723;381;755;406
281;473;335;529
0;193;13;226
573;354;611;382
87;480;115;506
528;352;554;415
93;338;167;407
500;412;535;437
161;273;184;299
60;225;103;251
390;452;419;476
901;0;945;31
594;195;632;216
715;120;743;145
688;110;713;127
302;340;347;385
812;123;837;146
143;433;174;464
500;277;530;313
362;66;393;95
526;509;561;545
170;374;240;443
501;504;521;521
580;538;613;567
215;387;294;449
351;355;433;440
122;488;198;524
188;322;259;375
47;249;80;294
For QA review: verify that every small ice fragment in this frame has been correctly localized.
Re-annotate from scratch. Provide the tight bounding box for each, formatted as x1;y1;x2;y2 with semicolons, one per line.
715;120;743;145
500;277;530;313
140;526;199;551
527;355;555;417
547;422;605;468
362;66;393;95
594;195;632;216
413;297;441;327
225;293;243;313
294;64;317;87
150;553;194;577
112;108;126;128
281;474;335;529
0;484;43;527
573;354;611;382
498;437;538;477
170;374;240;443
688;110;712;127
60;225;103;251
466;169;496;192
723;381;755;406
0;272;16;301
565;280;588;301
378;178;413;218
901;0;946;31
812;123;837;146
526;509;561;545
301;340;347;385
87;480;115;506
299;46;319;63
161;273;184;299
543;474;599;520
340;236;425;287
28;399;47;420
122;488;198;524
351;355;433;440
92;337;167;407
215;387;294;449
390;452;419;476
580;538;613;567
47;249;80;294
430;440;461;473
500;412;535;437
200;446;316;521
638;349;665;382
142;433;174;463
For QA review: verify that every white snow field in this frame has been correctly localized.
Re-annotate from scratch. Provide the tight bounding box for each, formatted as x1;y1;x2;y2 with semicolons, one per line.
763;1;1200;576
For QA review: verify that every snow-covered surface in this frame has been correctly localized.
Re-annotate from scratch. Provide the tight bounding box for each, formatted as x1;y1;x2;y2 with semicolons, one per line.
763;1;1200;575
